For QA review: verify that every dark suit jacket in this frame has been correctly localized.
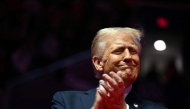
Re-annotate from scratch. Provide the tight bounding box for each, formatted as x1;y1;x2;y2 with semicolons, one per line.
52;88;167;109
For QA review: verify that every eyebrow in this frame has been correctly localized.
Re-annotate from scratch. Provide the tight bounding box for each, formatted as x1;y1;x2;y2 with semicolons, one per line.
113;43;138;49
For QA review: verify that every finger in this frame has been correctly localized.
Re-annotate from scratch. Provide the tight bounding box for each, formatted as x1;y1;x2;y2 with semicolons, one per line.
99;80;114;96
97;87;117;108
107;72;125;99
117;71;122;78
102;74;118;91
109;71;124;88
114;71;125;88
99;80;107;93
98;87;122;108
97;87;110;100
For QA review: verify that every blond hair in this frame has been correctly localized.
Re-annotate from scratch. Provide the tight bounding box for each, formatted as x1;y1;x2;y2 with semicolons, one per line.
91;27;143;78
91;27;143;57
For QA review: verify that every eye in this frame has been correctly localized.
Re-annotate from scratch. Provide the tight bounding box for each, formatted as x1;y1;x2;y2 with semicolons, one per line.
112;48;124;54
129;48;137;54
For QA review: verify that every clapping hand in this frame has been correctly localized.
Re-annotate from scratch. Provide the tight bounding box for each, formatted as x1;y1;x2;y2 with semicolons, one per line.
97;71;127;109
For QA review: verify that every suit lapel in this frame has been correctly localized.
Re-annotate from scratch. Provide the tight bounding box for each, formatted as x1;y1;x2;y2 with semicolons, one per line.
80;89;96;109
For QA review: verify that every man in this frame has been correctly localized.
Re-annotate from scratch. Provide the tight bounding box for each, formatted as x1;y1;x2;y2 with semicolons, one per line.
52;27;167;109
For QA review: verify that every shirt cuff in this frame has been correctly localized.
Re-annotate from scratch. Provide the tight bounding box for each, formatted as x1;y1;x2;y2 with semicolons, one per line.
126;103;129;109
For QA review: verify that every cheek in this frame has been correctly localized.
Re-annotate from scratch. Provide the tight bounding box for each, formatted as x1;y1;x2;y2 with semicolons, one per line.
111;55;123;62
103;55;122;72
105;54;122;64
131;55;140;75
107;56;122;68
133;55;140;65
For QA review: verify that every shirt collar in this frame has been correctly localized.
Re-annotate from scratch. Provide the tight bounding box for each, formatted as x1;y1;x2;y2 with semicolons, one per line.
124;84;132;99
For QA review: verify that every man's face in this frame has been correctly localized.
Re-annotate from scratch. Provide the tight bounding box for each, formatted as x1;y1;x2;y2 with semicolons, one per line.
100;33;140;87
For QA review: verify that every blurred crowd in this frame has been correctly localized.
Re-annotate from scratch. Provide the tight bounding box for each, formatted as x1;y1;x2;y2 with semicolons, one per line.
0;0;135;90
0;0;190;108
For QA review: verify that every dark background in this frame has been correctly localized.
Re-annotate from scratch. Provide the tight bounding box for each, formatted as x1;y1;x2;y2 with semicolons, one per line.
0;0;190;109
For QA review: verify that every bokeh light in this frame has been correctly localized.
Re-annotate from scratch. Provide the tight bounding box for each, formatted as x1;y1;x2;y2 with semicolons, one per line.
154;40;166;51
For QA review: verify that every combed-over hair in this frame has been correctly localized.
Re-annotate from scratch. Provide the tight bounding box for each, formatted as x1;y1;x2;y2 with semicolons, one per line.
91;27;143;78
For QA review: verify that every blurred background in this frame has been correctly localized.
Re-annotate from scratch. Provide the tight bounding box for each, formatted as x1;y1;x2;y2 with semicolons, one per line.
0;0;190;109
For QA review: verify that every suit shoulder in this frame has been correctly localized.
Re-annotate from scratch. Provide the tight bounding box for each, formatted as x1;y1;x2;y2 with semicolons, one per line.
54;88;96;97
55;90;85;97
52;89;96;109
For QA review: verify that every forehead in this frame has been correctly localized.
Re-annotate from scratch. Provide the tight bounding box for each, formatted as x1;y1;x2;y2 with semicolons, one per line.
105;32;136;48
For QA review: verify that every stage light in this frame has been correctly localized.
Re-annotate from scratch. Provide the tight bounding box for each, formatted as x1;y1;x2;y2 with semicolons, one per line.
154;40;166;51
156;17;168;29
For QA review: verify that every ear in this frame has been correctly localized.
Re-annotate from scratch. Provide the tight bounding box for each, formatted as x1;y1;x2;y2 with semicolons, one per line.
92;56;104;72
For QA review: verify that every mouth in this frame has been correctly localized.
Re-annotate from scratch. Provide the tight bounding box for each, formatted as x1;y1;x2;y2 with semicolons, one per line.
118;65;133;70
117;66;133;77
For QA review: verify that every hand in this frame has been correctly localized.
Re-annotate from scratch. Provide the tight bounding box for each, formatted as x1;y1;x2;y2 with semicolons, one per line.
97;71;127;109
91;89;108;109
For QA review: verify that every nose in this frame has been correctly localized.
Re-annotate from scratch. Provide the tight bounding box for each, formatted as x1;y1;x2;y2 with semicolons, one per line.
123;49;132;62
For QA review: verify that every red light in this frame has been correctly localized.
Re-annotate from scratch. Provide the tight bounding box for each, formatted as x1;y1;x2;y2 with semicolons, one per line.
156;17;168;29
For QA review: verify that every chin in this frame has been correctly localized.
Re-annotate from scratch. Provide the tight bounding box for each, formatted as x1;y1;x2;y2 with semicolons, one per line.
122;72;137;82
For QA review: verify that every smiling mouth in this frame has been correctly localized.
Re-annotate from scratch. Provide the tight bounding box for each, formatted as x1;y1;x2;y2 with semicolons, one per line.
118;66;133;70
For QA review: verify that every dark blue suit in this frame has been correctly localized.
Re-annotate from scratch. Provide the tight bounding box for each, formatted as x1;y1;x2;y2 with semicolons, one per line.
52;88;167;109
